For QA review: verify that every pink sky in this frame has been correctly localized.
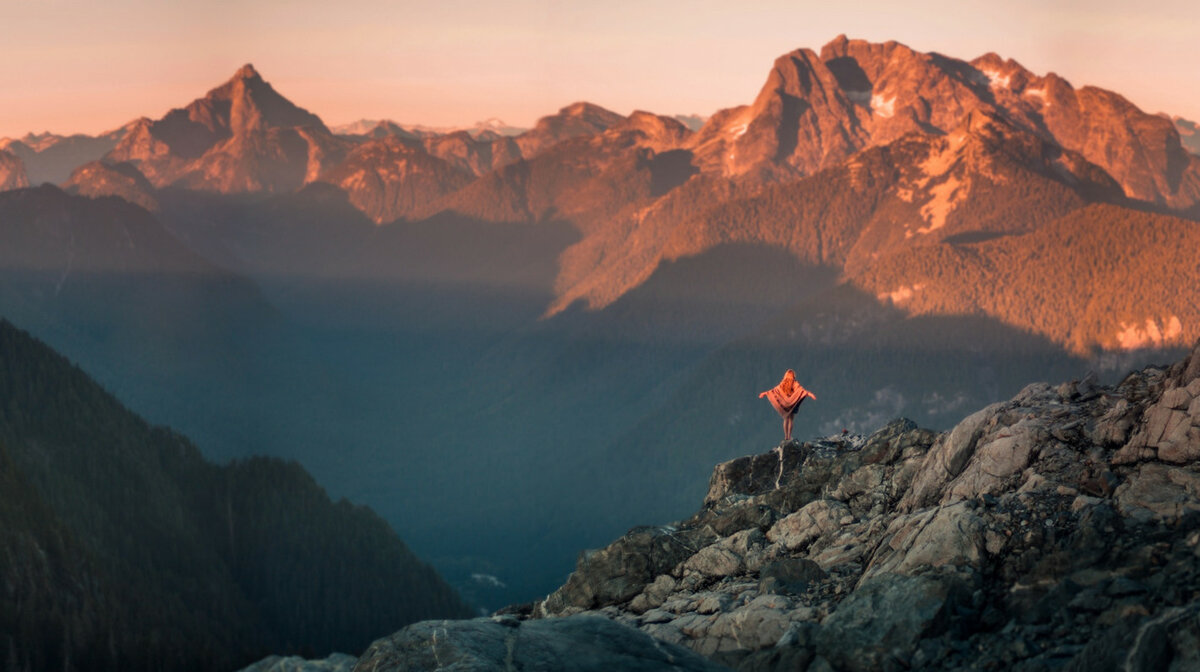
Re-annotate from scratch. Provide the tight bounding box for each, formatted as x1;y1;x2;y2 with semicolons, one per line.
1;0;1198;138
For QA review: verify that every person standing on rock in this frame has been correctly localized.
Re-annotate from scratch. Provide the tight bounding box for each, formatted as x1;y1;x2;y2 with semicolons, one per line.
759;369;816;441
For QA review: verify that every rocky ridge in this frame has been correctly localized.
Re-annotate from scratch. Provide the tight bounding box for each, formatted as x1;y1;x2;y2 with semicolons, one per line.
514;339;1200;670
331;342;1200;671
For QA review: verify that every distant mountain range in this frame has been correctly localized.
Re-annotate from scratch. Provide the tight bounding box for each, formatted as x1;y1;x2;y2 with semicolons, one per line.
331;117;528;138
3;39;1192;353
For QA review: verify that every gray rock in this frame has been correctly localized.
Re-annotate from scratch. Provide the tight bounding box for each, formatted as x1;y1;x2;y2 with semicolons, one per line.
706;443;811;505
901;403;1002;510
766;499;851;552
352;615;732;672
864;501;984;578
1122;602;1200;671
758;558;827;595
1114;462;1200;522
857;419;935;465
733;643;814;672
681;545;744;578
239;654;357;672
726;595;795;651
816;573;968;672
1092;398;1138;447
942;418;1043;503
542;525;718;614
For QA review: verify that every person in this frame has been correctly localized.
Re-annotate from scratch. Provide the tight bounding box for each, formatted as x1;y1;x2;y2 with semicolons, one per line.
759;369;816;441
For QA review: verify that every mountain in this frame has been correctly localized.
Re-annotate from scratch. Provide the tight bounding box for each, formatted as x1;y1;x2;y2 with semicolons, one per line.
686;35;1200;209
316;136;475;223
318;102;634;223
63;160;159;211
421;130;522;176
0;125;131;185
547;107;1125;317
514;101;628;158
0;318;471;672
106;64;351;192
331;118;527;139
851;204;1200;354
0;150;29;190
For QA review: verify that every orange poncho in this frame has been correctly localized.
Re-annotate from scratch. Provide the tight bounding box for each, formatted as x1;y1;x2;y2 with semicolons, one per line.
761;377;815;418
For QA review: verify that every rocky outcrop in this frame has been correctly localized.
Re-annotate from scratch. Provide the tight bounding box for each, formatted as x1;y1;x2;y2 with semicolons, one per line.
351;615;729;672
518;339;1200;671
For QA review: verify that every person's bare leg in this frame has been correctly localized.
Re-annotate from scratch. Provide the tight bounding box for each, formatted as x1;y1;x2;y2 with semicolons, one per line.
784;415;793;441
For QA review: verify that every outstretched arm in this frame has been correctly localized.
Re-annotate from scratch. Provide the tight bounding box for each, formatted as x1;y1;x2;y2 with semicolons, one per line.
803;389;817;401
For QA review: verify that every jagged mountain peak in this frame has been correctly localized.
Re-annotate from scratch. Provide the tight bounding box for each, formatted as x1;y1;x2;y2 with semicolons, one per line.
200;64;326;135
685;35;1200;208
231;63;262;82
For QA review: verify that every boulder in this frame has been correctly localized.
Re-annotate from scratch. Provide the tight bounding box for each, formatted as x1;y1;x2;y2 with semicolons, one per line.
541;525;719;614
864;501;985;579
766;499;851;552
942;418;1043;503
351;615;732;672
758;558;827;595
1115;463;1200;522
816;573;969;672
857;419;935;465
681;545;744;579
901;403;1002;510
705;443;809;505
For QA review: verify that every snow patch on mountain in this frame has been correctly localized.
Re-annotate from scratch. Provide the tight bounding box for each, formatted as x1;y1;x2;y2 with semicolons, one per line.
870;94;896;118
1023;87;1049;105
980;68;1011;90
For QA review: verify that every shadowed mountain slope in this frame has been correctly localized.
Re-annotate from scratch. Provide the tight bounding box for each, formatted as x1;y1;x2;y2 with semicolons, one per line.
0;319;471;672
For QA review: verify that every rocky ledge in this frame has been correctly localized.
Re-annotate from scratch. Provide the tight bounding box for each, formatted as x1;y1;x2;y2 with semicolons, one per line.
356;341;1200;671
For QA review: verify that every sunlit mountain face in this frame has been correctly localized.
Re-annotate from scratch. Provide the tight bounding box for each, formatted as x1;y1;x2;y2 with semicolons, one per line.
1;35;1197;618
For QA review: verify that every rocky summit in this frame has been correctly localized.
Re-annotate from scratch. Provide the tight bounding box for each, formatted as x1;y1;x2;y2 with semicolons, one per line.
349;339;1200;671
